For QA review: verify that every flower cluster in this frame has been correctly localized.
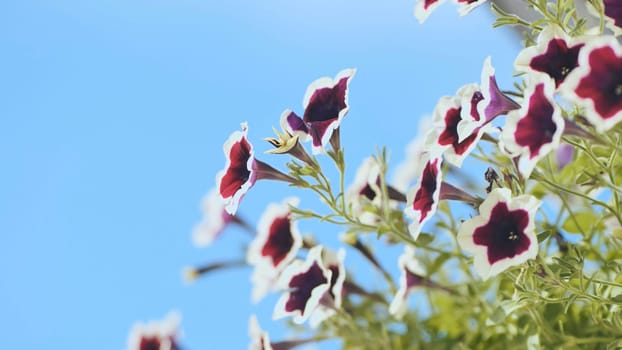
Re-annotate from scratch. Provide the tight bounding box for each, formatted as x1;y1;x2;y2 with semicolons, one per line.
128;1;622;349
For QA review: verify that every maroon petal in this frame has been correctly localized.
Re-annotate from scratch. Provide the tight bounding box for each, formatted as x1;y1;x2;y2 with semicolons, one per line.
574;45;622;121
285;262;329;315
219;136;252;198
473;202;531;265
438;106;480;157
412;158;440;223
530;38;584;87
284;110;309;135
514;83;559;159
262;216;296;267
303;76;349;124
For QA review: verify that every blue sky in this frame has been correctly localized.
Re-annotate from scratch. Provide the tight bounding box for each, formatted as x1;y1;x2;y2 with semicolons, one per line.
0;1;521;349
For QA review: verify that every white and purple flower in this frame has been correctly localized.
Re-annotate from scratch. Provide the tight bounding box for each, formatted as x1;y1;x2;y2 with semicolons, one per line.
273;246;332;324
309;248;346;328
284;69;356;154
560;36;622;132
457;57;520;141
404;156;443;241
514;25;584;88
126;312;181;350
217;123;297;215
457;188;540;280
501;77;565;177
192;188;237;247
248;197;303;302
389;246;427;319
414;0;446;23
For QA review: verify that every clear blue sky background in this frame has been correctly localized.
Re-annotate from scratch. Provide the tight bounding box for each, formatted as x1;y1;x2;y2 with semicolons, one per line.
0;1;521;349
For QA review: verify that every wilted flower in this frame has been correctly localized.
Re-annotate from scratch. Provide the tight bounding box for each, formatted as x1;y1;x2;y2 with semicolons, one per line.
126;312;181;350
457;188;540;280
284;69;356;154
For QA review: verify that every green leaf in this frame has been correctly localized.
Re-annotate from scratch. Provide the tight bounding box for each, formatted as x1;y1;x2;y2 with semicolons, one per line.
416;232;434;246
537;230;552;243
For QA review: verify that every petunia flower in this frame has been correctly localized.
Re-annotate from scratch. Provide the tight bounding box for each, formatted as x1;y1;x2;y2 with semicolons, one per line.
392;115;436;191
247;197;303;302
346;157;405;225
192;188;245;247
432;85;492;167
414;0;447;23
309;248;346;328
346;157;383;225
126;312;181;350
457;188;540;280
560;36;622;132
500;76;565;178
514;25;584;88
457;57;520;141
454;0;488;16
389;246;427;319
217;123;298;215
273;246;332;324
284;69;356;154
404;156;442;241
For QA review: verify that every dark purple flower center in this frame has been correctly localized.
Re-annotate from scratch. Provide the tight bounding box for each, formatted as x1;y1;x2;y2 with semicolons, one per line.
514;83;557;158
473;202;531;265
574;45;622;120
285;262;328;314
303;77;349;123
604;0;622;28
412;158;439;222
530;38;583;87
220;138;252;198
262;215;295;267
438;107;479;155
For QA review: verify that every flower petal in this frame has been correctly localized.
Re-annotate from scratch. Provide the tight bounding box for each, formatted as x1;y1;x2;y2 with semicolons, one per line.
405;156;442;240
457;188;540;280
273;246;332;324
501;76;564;177
217;123;257;215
